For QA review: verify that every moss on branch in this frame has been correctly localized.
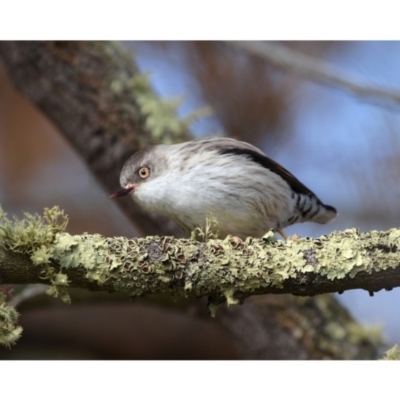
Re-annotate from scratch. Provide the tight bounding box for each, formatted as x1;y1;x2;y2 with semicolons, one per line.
0;206;395;351
1;206;400;304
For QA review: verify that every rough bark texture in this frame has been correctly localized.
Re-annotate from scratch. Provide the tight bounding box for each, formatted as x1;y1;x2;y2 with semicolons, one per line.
0;41;381;359
1;229;399;298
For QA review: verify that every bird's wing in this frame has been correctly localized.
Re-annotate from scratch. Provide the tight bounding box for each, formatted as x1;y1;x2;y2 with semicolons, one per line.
189;137;315;196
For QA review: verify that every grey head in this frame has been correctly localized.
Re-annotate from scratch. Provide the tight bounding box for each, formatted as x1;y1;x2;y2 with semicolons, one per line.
110;146;166;198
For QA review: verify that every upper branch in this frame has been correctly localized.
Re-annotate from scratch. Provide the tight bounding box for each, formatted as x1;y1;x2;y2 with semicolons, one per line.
230;41;400;110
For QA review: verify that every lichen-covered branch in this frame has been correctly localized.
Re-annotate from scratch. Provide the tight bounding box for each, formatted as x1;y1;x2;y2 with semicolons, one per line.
1;207;399;303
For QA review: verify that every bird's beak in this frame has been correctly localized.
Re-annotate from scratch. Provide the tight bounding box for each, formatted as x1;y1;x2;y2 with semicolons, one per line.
110;184;136;198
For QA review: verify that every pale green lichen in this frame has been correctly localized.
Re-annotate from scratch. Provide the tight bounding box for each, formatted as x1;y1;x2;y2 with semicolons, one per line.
30;226;400;305
0;205;68;254
0;206;71;305
383;344;400;360
308;230;369;279
53;233;111;285
190;215;220;241
0;206;71;346
130;74;211;145
45;281;70;304
223;289;240;306
252;229;385;293
31;246;52;265
0;292;22;348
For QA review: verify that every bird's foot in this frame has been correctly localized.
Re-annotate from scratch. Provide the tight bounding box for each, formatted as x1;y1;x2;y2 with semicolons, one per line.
276;229;300;241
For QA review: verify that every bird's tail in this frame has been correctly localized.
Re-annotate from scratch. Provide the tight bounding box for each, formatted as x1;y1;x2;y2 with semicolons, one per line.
312;204;337;224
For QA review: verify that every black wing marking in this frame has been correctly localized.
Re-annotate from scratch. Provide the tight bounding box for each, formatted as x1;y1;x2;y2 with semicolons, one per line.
218;147;316;196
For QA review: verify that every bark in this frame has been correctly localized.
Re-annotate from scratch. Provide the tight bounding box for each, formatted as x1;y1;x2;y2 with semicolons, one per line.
1;229;399;298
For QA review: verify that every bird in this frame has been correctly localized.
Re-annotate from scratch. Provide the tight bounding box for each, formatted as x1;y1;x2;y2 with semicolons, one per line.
111;137;337;240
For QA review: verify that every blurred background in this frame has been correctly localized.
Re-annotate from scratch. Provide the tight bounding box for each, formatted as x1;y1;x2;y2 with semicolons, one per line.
1;41;400;359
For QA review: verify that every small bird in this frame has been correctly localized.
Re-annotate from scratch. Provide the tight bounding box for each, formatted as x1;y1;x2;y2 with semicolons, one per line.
111;137;336;240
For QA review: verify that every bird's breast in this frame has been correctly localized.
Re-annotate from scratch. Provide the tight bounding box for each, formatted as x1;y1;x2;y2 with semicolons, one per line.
132;165;293;238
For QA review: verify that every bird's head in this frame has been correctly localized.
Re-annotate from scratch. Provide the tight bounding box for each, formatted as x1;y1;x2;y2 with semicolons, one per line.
110;146;165;199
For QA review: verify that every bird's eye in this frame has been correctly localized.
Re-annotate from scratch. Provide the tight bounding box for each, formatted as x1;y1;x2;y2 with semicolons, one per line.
138;167;150;179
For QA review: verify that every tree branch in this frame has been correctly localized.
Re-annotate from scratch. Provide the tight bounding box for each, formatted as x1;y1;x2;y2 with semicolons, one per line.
1;212;399;302
230;41;400;110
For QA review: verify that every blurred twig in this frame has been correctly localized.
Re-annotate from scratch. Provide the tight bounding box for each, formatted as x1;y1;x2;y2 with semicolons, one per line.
8;284;48;307
230;41;400;110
